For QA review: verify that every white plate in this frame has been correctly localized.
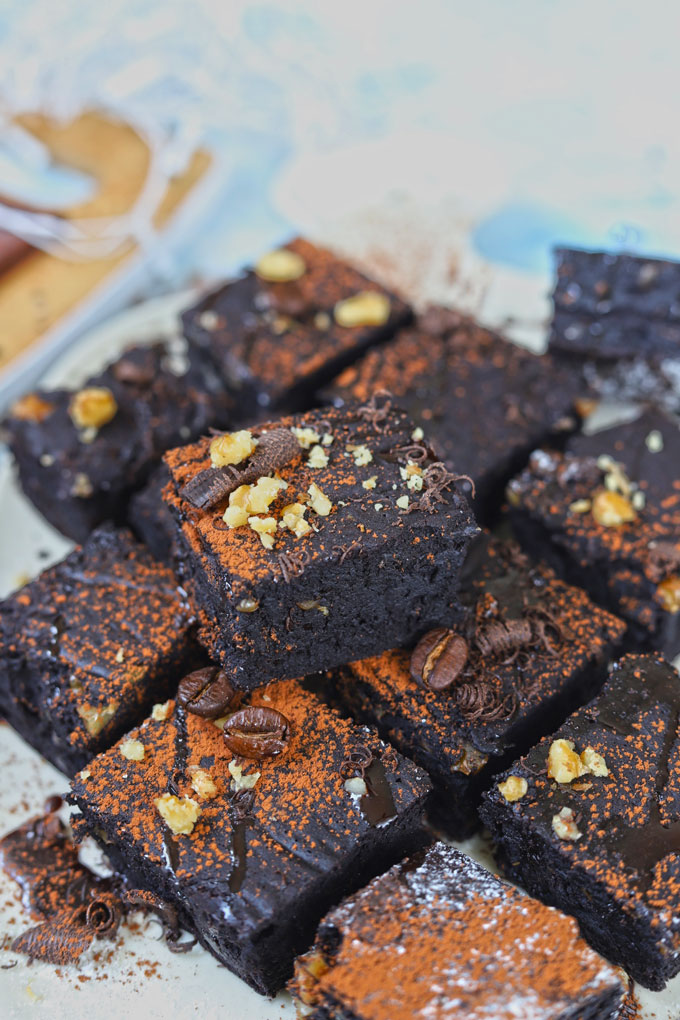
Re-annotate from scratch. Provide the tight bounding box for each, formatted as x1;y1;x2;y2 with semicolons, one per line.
1;273;678;1020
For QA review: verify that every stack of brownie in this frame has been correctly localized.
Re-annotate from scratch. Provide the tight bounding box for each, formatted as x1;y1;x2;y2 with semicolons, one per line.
2;236;680;1016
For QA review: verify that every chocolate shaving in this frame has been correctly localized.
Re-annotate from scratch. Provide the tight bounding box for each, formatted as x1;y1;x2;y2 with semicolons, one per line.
12;906;95;966
355;390;393;432
474;606;564;663
180;427;300;510
277;549;311;583
331;541;361;564
340;745;374;780
452;681;517;722
404;461;476;513
121;889;195;954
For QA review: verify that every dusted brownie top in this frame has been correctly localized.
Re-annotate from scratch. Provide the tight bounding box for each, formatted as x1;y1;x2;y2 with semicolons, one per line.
507;408;680;632
292;842;623;1020
325;306;582;495
341;539;624;772
485;654;680;955
4;340;232;506
551;246;680;360
181;237;411;408
0;526;195;757
163;402;477;594
70;678;430;937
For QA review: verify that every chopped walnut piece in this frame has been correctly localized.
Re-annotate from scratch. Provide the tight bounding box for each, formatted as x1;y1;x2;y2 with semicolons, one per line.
497;776;528;802
344;777;368;796
154;794;201;835
569;498;592;514
254;248;306;282
209;430;257;468
119;738;145;762
151;701;172;721
224;476;288;528
69;387;118;429
347;443;373;466
580;747;609;777
552;806;582;841
76;700;119;737
248;516;277;548
281;502;312;538
307;483;332;516
307;444;329;469
334;291;390;328
293;950;331;1007
591;489;637;528
291;426;321;449
396;495;409;510
362;475;378;490
228;761;261;791
188;767;218;800
10;393;55;422
547;739;587;784
657;575;680;614
411;426;424;441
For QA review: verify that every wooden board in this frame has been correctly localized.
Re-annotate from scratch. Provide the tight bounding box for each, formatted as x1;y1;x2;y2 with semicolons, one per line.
0;110;211;373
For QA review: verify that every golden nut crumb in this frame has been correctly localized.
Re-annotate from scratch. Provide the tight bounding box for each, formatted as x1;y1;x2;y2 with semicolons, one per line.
292;425;321;449
228;761;261;790
552;806;582;841
314;311;331;331
254;247;306;282
69;387;118;429
580;747;609;777
281;502;312;537
10;393;55;423
293;951;330;1007
344;777;368;795
591;489;637;528
151;701;172;721
70;472;94;499
248;515;277;548
115;646;125;664
210;429;257;468
396;495;409;510
188;767;218;800
547;739;587;784
411;426;424;441
657;575;680;614
76;700;120;737
497;775;528;802
154;794;201;836
307;444;329;469
119;738;145;762
645;429;664;453
569;498;592;514
362;475;378;490
348;443;373;466
79;768;92;781
334;291;390;328
308;483;332;516
224;476;288;528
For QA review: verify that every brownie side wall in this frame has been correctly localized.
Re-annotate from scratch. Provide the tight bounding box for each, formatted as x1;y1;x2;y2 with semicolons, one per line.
74;795;429;996
480;801;675;991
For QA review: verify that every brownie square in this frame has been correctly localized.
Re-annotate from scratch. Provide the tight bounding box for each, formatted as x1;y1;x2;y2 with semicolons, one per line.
69;678;431;995
549;247;680;410
181;237;412;415
3;339;233;543
0;526;198;776
481;653;680;990
332;538;625;838
507;407;680;658
323;306;583;523
162;404;478;690
291;842;624;1019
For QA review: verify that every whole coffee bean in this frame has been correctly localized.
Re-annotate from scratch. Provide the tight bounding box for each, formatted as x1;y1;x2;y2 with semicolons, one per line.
223;706;292;760
410;628;469;691
176;667;240;718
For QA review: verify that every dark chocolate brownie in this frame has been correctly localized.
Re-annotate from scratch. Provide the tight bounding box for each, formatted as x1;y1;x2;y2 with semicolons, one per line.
3;338;233;542
323;306;583;523
332;537;625;837
291;842;624;1020
181;237;412;415
126;463;176;563
69;678;431;995
481;653;680;991
162;404;478;690
507;407;680;658
549;247;680;410
0;526;199;775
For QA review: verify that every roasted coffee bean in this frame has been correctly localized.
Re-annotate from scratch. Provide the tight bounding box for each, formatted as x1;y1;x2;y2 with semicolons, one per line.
223;707;291;760
176;667;240;718
410;628;469;691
